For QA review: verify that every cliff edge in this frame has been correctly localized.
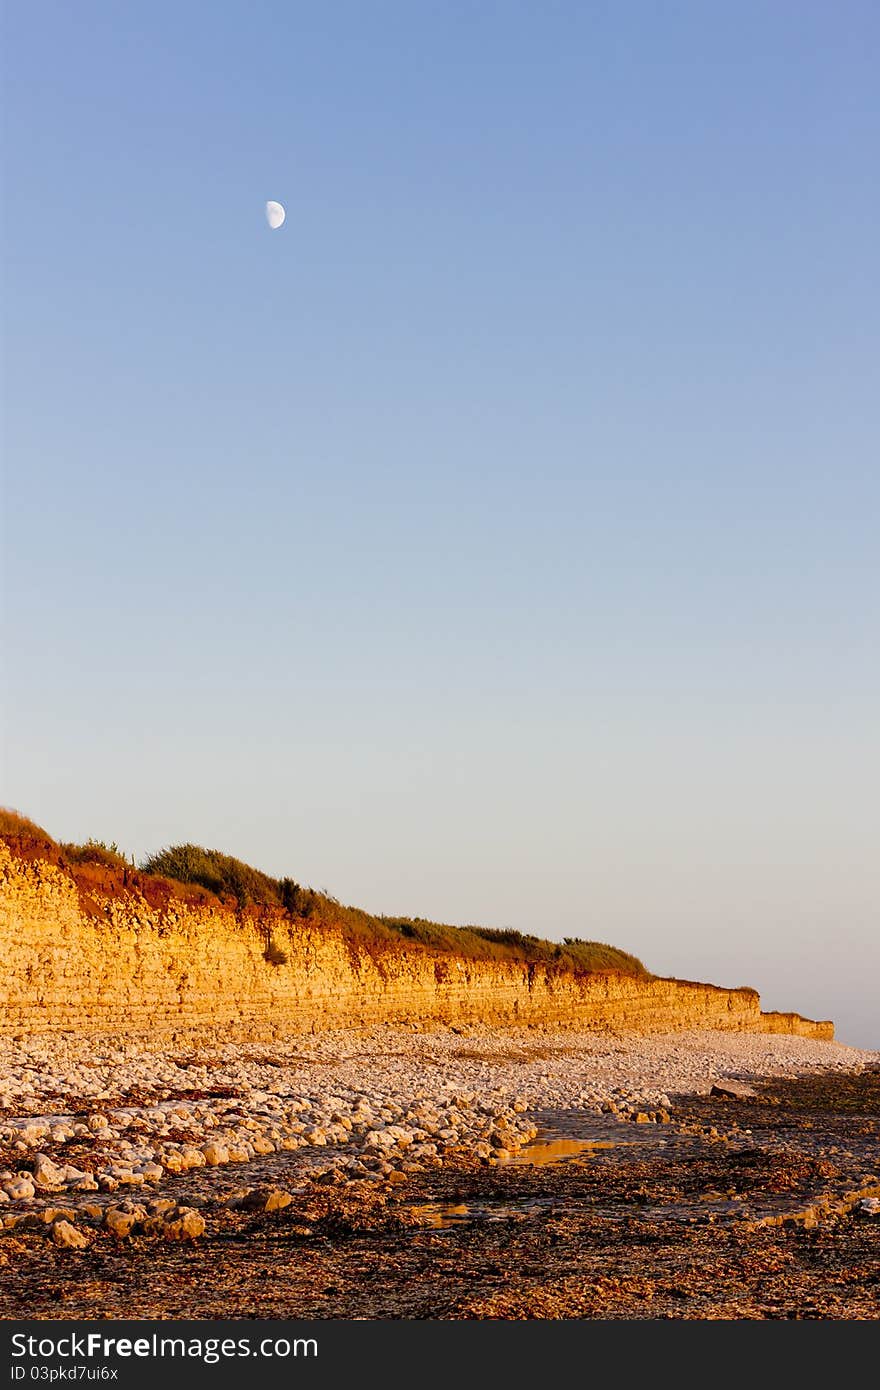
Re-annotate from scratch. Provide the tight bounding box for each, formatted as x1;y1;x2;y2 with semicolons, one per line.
0;839;833;1041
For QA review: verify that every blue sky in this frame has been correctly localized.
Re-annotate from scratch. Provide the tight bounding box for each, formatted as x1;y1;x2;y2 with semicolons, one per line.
3;2;878;1045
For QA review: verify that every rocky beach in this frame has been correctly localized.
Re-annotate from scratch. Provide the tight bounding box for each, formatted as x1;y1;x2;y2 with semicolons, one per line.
2;829;877;1319
2;1026;878;1319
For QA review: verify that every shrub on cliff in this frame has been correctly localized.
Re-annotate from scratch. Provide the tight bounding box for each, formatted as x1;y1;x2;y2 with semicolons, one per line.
263;935;289;965
279;876;320;918
140;844;283;909
61;839;134;870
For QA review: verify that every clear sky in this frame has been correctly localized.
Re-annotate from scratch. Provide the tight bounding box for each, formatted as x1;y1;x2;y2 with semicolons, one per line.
3;2;878;1046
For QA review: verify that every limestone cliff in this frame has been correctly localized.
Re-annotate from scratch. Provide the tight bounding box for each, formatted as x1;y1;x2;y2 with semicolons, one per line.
0;843;833;1040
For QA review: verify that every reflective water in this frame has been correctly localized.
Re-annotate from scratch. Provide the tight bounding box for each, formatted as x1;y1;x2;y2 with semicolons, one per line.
410;1116;628;1227
412;1201;534;1228
498;1137;617;1165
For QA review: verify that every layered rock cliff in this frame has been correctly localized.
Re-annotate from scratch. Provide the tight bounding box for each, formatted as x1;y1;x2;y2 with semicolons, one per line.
0;843;833;1040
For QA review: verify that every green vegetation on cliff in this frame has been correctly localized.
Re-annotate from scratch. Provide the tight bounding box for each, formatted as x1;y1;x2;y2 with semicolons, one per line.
1;808;652;979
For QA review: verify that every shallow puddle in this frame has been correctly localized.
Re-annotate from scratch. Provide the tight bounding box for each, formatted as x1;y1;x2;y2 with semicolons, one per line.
499;1137;616;1165
409;1118;627;1227
411;1201;535;1228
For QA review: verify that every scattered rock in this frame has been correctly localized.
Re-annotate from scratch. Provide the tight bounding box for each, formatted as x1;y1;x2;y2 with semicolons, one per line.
710;1082;757;1100
104;1206;143;1238
2;1177;35;1201
163;1209;206;1241
36;1207;77;1226
32;1154;67;1190
229;1186;294;1212
147;1198;178;1217
52;1219;88;1249
201;1143;229;1166
264;1187;294;1211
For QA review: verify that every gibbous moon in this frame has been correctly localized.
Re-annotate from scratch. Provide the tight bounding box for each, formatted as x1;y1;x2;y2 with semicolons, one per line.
265;200;286;230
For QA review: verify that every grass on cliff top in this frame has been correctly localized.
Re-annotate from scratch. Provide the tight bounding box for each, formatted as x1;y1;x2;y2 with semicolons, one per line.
0;809;134;871
0;811;651;979
0;808;53;843
380;916;650;975
141;844;652;977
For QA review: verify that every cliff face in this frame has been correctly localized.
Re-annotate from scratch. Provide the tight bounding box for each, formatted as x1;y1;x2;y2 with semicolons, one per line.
0;844;833;1041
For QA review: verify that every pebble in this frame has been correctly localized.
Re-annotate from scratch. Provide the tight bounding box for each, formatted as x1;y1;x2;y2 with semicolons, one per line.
0;1028;875;1208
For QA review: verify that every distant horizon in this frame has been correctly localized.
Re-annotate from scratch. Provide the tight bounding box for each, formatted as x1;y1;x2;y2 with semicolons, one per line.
3;3;878;1053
